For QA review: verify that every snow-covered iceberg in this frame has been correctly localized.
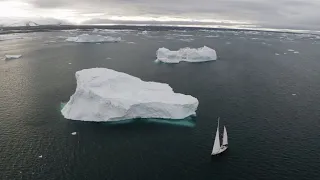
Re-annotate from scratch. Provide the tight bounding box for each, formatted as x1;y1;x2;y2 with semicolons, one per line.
61;68;198;122
0;18;70;27
5;55;22;60
156;46;217;63
66;34;121;43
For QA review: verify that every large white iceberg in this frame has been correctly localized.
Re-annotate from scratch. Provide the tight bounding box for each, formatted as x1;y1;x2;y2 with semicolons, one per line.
66;34;121;43
61;68;198;122
156;46;217;63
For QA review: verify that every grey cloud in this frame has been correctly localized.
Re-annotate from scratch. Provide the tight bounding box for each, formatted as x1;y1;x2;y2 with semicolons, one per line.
20;0;320;30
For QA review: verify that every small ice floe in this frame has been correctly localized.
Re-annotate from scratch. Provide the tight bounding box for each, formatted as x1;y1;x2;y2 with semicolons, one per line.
106;57;112;60
126;42;136;44
96;43;101;45
5;55;22;60
294;51;299;54
206;35;219;38
92;28;100;33
66;34;121;43
226;42;231;45
275;53;280;56
177;34;193;37
292;94;297;96
179;38;194;42
140;30;148;35
71;132;77;135
284;52;287;55
68;63;72;65
288;49;295;52
38;155;43;158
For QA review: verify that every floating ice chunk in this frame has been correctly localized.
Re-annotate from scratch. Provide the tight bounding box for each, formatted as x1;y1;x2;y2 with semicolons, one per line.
275;53;280;56
226;42;231;45
71;132;77;135
177;34;193;37
294;51;299;54
127;42;136;44
288;49;295;52
61;68;199;122
106;57;112;60
5;55;22;60
206;35;219;38
156;46;217;63
92;28;100;33
179;38;194;42
68;63;72;65
66;34;121;43
292;94;297;96
284;53;287;55
139;30;148;35
38;155;42;158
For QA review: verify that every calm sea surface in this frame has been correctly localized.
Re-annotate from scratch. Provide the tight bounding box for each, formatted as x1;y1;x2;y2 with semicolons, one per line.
0;29;320;180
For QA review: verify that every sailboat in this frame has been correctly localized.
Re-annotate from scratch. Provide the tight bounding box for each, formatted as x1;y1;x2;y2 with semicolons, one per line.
211;117;228;156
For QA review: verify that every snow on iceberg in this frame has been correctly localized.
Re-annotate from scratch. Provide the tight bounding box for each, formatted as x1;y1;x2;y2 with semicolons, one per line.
0;18;70;27
156;46;217;63
66;34;121;43
5;55;22;60
61;68;199;122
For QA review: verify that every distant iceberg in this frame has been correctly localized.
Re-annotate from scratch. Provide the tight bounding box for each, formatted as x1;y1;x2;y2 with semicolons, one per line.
66;34;121;43
61;68;199;122
5;55;22;60
140;30;148;35
0;18;70;27
156;46;217;63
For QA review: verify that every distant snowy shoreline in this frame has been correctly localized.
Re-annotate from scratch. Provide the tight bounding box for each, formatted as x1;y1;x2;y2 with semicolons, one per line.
1;24;319;36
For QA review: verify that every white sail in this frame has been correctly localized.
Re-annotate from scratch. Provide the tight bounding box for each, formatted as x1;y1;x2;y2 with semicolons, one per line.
211;118;220;155
222;126;228;146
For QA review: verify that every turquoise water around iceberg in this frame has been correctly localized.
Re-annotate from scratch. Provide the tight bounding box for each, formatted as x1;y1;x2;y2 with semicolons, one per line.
60;103;196;127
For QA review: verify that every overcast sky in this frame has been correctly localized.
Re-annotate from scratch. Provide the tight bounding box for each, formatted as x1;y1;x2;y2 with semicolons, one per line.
0;0;320;30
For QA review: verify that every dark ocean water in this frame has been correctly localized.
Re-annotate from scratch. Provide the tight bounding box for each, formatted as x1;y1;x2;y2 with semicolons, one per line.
1;29;320;180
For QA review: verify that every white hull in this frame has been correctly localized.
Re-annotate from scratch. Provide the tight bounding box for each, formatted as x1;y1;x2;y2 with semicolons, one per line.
211;145;228;155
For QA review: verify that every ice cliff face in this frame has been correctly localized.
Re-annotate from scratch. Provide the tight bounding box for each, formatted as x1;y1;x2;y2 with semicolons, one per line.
61;68;199;122
156;46;217;63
